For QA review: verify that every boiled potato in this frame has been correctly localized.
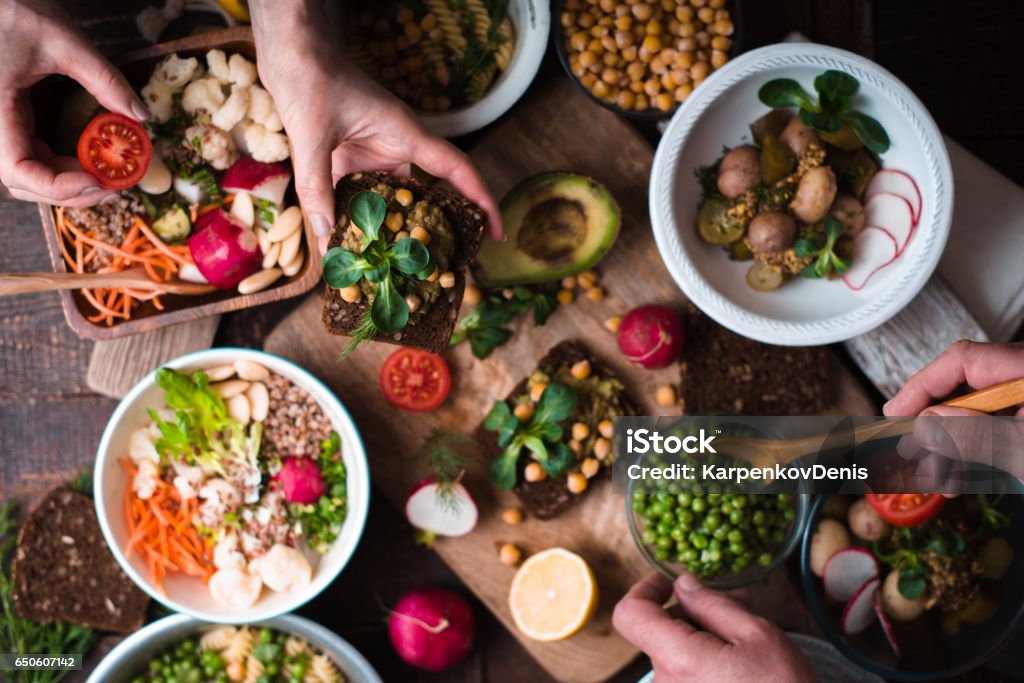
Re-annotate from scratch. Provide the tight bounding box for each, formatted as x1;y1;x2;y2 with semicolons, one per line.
810;518;851;577
829;195;866;236
746;211;796;253
716;145;761;198
881;569;925;622
779;116;821;155
791;166;837;223
847;498;890;542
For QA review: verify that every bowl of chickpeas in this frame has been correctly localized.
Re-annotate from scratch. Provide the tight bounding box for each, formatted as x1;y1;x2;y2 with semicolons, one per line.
555;0;740;119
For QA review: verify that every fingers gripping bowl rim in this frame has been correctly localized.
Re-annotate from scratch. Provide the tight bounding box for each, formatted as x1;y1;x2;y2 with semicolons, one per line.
649;43;953;346
93;347;371;623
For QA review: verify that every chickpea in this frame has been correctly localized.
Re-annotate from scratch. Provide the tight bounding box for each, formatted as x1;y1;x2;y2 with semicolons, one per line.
439;271;455;288
410;226;431;244
499;543;522;566
501;507;524;525
650;56;668;75
676;6;695;21
577;270;599;288
524;462;546;482
601;34;617;52
556;289;574;305
385;211;404;232
568;439;582;455
631;3;653;21
646;19;663;35
599;0;616;12
697;6;715;24
713;19;734;36
711;49;729;69
581;458;601;478
604;315;622;333
571;359;592;380
678;20;696;37
615;14;632;30
425;266;439;282
621;45;638;61
580;72;598;89
578;12;596;29
601;67;620;84
592;80;611;98
674;83;694;102
463;283;482;306
570;30;589;51
339;285;362;303
641;35;662;52
690;60;710;82
404;22;422;44
579;50;599;68
529;382;547;402
655;92;674;111
572;421;591;441
626;61;646;82
598;419;614;439
561;275;578;289
635;93;649;110
603;51;621;68
585;286;605;301
405;294;422;314
593;436;612;460
394;229;410;241
656;384;677;406
567;472;588;494
514;402;535;421
617;89;636;110
711;35;731;51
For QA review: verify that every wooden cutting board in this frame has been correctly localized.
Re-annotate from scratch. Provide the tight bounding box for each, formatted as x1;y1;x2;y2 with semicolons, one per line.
264;76;877;682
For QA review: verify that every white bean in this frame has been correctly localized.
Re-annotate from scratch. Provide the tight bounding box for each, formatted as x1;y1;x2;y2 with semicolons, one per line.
262;241;282;269
227;393;251;423
257;226;271;253
278;229;302;269
247;381;269;422
212;379;250;398
266;206;303;242
203;364;236;382
238;268;282;295
234;359;270;382
281;249;304;277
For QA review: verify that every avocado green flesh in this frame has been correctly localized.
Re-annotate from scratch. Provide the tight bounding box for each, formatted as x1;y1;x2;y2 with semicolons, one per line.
473;173;620;288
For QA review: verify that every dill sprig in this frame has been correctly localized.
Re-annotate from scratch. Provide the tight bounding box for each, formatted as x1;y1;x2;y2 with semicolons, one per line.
417;428;473;513
340;312;379;360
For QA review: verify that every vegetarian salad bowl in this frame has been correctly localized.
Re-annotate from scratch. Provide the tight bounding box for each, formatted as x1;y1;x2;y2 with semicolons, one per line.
650;43;953;345
86;613;383;683
94;348;370;623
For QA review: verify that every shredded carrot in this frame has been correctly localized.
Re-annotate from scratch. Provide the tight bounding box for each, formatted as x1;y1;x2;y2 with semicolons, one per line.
121;459;216;594
55;207;195;326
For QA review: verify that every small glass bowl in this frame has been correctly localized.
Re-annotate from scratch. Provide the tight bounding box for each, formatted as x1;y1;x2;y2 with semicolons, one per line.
626;476;810;590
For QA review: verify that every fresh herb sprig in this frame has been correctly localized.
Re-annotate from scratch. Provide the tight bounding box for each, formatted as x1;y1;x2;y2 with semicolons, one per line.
874;522;966;600
451;285;559;359
794;216;850;279
0;502;97;683
485;382;578;490
417;429;474;513
322;191;434;358
758;70;890;154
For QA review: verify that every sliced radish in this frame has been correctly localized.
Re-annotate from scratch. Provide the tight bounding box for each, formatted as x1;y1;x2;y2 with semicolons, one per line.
405;478;478;546
873;590;902;658
823;547;879;602
842;577;880;636
866;170;922;225
842;226;898;291
222;157;291;207
864;193;914;253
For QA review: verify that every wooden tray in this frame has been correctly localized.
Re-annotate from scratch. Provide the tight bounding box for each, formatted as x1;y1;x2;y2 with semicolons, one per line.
35;28;320;340
264;77;877;682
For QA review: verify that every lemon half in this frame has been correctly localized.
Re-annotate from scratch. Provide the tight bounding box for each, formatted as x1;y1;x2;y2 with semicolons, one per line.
509;547;598;641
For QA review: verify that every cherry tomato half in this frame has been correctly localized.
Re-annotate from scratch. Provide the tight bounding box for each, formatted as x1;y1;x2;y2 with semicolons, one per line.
380;348;451;412
76;112;152;190
865;493;946;527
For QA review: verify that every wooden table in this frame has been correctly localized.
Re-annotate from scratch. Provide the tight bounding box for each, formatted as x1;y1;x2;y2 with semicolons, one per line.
3;1;1023;681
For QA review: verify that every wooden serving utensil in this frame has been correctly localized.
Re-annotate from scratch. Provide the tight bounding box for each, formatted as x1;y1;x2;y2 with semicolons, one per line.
711;377;1024;469
0;269;215;297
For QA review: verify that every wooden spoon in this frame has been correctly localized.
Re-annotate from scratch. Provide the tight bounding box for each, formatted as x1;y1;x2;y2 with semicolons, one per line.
711;377;1024;469
0;269;215;297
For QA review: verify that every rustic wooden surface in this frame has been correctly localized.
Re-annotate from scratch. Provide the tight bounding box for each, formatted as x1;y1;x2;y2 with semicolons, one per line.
3;1;1024;682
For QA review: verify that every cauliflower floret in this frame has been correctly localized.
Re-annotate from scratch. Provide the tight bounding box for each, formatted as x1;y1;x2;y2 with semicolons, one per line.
230;120;251;156
133;459;160;500
213;532;246;570
185;124;238;170
182;78;226;116
198;477;242;525
171;461;204;500
153;54;199;88
129;427;159;464
244;123;290;163
211;85;250;132
248;544;313;592
209;567;263;607
206;49;231;82
140;78;176;123
228;53;257;87
247;85;283;132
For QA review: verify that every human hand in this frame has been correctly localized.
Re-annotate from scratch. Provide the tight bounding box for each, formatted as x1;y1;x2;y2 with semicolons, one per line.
613;572;815;682
0;0;149;206
881;340;1024;489
249;1;503;254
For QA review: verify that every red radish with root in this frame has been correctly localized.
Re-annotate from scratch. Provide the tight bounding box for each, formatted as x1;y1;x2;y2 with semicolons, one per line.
865;193;914;253
273;457;326;504
405;477;478;546
823;547;879;602
388;587;475;671
865;170;922;225
616;305;685;369
842;577;880;636
188;209;263;289
842;227;898;291
222;157;292;207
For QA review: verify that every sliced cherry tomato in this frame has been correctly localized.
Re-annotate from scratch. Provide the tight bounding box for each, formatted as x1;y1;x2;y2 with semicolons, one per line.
380;348;451;412
865;493;946;527
76;112;152;190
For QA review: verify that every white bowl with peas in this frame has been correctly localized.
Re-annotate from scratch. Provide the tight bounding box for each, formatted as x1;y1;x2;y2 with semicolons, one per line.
650;43;953;345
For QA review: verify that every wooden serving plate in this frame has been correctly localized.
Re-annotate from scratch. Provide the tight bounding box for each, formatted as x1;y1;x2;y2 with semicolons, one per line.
35;28;320;340
264;77;877;681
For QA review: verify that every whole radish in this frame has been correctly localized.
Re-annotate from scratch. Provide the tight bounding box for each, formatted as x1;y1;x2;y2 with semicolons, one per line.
389;587;475;671
616;305;685;369
273;457;325;504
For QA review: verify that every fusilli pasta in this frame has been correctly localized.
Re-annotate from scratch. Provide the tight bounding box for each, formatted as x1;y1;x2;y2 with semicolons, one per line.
465;59;498;103
199;625;237;652
494;18;514;71
243;654;264;683
465;0;491;42
221;626;255;665
425;0;467;57
305;653;344;683
285;635;313;658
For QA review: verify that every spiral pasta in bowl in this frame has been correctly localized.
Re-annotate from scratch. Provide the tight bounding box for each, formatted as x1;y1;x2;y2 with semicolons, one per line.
94;348;370;623
334;0;550;137
86;614;383;683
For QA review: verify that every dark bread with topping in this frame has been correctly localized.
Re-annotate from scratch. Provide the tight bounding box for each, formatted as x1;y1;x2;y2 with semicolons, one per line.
12;488;149;633
321;171;486;354
474;341;638;520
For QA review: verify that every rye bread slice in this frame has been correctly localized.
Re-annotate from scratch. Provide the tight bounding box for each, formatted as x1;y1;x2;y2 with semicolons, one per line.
12;488;148;633
321;171;486;354
474;341;638;520
680;307;833;415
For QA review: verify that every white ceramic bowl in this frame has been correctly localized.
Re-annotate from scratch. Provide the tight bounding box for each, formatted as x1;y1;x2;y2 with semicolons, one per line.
87;614;383;683
419;0;550;137
650;43;954;346
94;348;370;623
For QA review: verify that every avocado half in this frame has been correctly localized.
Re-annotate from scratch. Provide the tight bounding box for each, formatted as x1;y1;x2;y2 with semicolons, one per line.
472;173;620;288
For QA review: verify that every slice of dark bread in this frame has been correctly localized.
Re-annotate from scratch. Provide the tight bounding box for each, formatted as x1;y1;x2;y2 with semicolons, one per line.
474;341;638;520
680;307;833;415
12;488;148;633
321;171;487;354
